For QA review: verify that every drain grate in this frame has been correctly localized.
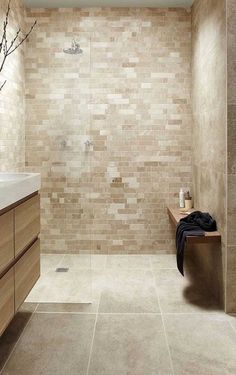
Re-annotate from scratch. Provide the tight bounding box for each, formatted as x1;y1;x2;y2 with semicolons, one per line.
55;267;69;273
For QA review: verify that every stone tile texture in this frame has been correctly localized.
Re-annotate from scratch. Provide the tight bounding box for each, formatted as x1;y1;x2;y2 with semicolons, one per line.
191;0;227;310
24;7;193;255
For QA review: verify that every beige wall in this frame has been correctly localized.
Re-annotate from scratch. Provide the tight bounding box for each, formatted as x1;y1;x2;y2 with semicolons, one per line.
0;0;25;171
25;7;193;254
227;0;236;312
191;0;227;306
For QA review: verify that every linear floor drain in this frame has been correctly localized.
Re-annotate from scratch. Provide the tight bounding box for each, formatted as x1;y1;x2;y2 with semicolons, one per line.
55;267;69;272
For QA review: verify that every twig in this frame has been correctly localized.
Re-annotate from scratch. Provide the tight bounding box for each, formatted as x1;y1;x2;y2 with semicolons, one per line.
7;20;37;56
0;0;36;91
0;80;6;91
0;0;11;54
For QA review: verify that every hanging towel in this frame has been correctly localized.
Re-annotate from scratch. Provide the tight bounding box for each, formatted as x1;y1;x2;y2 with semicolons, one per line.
176;211;217;276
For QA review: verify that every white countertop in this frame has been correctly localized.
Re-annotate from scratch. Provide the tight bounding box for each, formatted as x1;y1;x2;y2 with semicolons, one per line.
0;172;41;210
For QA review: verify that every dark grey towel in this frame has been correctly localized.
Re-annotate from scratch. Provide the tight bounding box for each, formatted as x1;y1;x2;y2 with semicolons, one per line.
176;211;217;276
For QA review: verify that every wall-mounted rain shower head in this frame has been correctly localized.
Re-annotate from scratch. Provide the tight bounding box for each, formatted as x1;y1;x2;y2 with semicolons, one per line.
63;40;83;55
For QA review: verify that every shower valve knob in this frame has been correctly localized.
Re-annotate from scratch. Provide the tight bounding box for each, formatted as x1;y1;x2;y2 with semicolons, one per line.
84;140;93;147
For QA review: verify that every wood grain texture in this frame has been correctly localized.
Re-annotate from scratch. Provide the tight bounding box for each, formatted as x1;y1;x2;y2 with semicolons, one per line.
0;269;14;336
15;194;40;257
167;207;221;243
15;239;40;312
0;210;14;274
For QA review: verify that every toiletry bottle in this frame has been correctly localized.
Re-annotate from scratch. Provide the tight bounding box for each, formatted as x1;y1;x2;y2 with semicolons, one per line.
185;191;193;211
179;188;185;208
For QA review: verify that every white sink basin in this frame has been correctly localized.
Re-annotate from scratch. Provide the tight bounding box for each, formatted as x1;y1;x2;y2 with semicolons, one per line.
0;172;41;210
0;173;35;182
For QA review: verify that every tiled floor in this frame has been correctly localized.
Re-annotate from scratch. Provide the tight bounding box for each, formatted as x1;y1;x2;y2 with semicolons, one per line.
1;254;236;375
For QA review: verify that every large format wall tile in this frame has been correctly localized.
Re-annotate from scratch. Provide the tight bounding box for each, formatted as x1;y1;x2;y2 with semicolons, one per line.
227;0;236;312
228;105;236;175
25;7;192;255
192;0;227;310
226;246;236;313
228;175;236;247
228;0;236;105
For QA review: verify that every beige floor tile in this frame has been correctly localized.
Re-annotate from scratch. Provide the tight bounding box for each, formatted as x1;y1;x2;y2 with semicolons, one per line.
228;315;236;335
154;268;220;313
150;254;177;269
40;254;65;275
26;269;104;306
0;304;36;371
89;314;173;375
61;254;107;269
164;314;236;375
99;269;160;313
106;255;150;269
36;302;96;313
1;313;95;375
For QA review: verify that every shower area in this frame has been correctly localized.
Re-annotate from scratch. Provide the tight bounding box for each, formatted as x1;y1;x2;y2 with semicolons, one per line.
24;7;192;303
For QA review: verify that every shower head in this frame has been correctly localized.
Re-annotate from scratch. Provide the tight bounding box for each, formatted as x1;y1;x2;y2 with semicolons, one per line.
63;40;83;55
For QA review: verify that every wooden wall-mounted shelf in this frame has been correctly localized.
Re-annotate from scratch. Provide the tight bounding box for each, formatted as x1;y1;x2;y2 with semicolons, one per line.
167;207;221;244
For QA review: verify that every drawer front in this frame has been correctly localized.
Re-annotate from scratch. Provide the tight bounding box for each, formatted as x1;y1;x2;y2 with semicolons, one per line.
0;211;14;274
0;269;14;336
15;239;40;311
15;194;40;256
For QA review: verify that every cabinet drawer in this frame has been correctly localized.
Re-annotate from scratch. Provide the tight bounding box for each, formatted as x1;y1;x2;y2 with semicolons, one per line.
0;269;14;336
0;211;14;274
15;194;40;256
15;239;40;311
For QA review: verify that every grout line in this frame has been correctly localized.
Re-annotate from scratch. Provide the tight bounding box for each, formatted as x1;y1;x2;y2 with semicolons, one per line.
34;311;97;315
31;310;225;316
85;280;101;375
150;258;175;375
33;310;163;315
162;311;224;315
0;303;39;375
94;312;161;315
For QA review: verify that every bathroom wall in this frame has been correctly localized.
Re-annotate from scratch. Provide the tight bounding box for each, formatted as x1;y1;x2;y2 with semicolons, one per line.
0;0;25;171
25;7;192;254
191;0;227;306
226;0;236;312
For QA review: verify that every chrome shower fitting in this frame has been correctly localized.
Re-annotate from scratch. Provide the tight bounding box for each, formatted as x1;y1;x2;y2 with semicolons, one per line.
84;140;93;147
63;40;83;55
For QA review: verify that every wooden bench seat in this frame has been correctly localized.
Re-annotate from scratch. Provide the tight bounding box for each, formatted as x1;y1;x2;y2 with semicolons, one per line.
167;207;221;244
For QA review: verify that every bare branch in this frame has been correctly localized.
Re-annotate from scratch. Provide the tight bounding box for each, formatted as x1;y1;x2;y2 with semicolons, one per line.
6;27;21;54
0;80;6;91
0;54;7;73
0;0;36;91
7;20;37;56
0;0;11;54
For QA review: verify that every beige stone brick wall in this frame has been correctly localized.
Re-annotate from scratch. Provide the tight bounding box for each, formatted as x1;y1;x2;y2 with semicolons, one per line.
25;7;192;254
0;0;25;171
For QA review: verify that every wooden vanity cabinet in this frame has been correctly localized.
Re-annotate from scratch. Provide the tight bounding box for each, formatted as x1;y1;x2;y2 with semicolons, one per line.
0;210;14;274
0;269;14;336
15;194;40;257
0;193;40;335
15;239;40;311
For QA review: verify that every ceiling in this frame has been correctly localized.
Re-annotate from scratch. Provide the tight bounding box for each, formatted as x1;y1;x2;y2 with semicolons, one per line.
23;0;194;8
